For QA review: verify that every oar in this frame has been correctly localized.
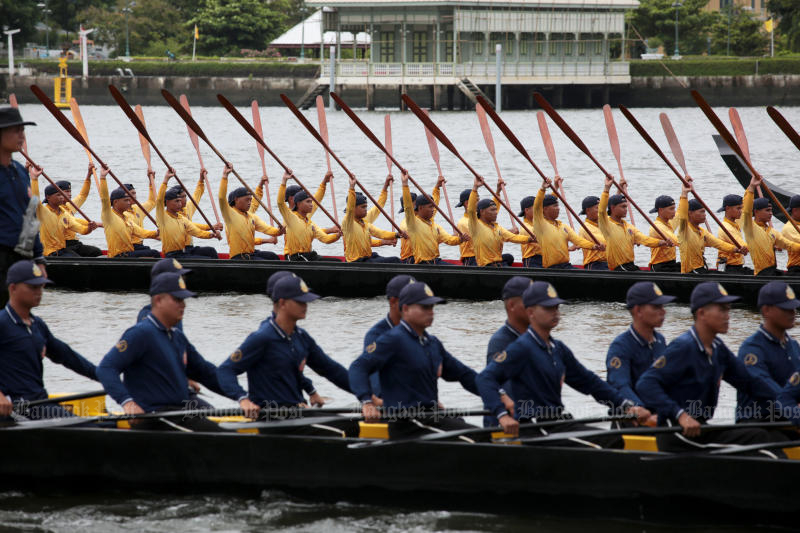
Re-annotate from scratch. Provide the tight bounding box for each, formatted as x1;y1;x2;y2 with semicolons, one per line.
532;92;671;242
384;114;395;220
161;89;283;229
280;93;403;234
691;90;800;235
8;94;28;153
401;94;536;241
421;111;456;224
68;97;101;190
30;85;157;225
251;100;273;210
14;390;106;409
315;95;339;223
329;92;462;237
216;94;340;231
618;107;742;248
178;95;223;227
710;438;800;456
15;151;94;223
767;105;800;163
729;107;768;206
602;105;636;226
476;103;517;231
109;86;221;239
536;111;575;229
133;105;152;174
473;94;600;245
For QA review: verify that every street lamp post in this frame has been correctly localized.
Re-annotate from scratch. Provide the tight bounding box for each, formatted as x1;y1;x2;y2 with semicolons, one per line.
3;28;21;77
300;6;308;60
671;1;682;59
122;1;136;58
37;2;52;57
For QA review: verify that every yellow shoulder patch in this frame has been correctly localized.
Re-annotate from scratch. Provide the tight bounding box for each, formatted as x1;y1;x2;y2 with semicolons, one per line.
653;355;666;369
178;277;187;289
609;356;622;369
115;339;128;352
790;372;800;387
366;342;377;353
493;351;507;363
788;286;796;300
230;349;243;362
743;353;758;366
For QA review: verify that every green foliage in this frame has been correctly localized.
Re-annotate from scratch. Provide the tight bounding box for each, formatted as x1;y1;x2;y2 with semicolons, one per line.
709;6;768;56
628;0;719;56
768;0;800;53
187;0;288;56
0;2;41;43
630;57;800;76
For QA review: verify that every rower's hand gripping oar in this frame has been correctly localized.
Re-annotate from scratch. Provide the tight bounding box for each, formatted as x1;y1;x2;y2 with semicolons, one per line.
280;93;403;234
68;97;102;191
315;95;339;223
251;100;273;211
476;103;517;232
602;104;636;226
216;93;340;231
536;111;575;230
108;85;222;239
30;85;157;225
384;114;395;220
421;112;457;225
532;92;672;243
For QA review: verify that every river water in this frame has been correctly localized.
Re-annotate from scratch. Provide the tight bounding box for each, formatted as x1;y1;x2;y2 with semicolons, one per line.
3;101;799;531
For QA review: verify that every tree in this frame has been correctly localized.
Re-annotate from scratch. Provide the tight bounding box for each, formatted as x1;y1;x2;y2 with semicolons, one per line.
628;0;719;56
188;0;288;55
0;3;41;44
710;5;768;56
768;0;800;52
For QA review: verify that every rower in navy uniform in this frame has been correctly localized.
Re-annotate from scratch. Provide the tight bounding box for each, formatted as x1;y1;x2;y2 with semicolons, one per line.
97;272;225;431
0;260;98;420
476;281;651;448
217;275;356;435
605;282;674;428
350;282;482;440
636;281;796;455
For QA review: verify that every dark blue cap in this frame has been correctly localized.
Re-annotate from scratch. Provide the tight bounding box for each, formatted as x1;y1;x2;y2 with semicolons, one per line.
292;190;310;210
753;197;770;211
626;281;676;308
609;194;626;207
477;198;494;214
399;192;417;213
580;196;599;215
790;196;800;210
164;186;183;202
149;272;196;299
757;281;800;310
502;276;533;300
344;192;368;214
518;196;534;216
717;194;743;212
6;260;52;286
688;199;703;212
649;195;675;213
386;274;416;298
150;258;191;278
122;183;135;191
227;187;250;207
110;187;128;202
543;194;558;208
415;194;433;208
523;281;566;307
272;276;319;303
285;185;302;202
398;282;446;307
55;180;71;190
690;282;739;312
43;184;60;197
455;189;471;208
266;271;296;298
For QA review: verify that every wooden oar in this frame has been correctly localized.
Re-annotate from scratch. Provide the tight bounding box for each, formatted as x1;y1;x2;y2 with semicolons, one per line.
8;94;28;153
690;90;800;235
532;92;671;242
68;97;101;190
618;106;743;248
384;114;395;220
216;94;341;231
767;105;800;161
109;86;221;239
250;100;273;210
421;111;456;224
16;390;106;409
280;93;402;233
729;107;767;203
473;94;600;245
161;90;283;229
15;151;94;223
476;103;517;231
602;105;636;226
30;85;157;224
710;438;800;456
536;111;575;230
133;105;152;174
315;95;339;223
178;95;222;227
400;94;536;241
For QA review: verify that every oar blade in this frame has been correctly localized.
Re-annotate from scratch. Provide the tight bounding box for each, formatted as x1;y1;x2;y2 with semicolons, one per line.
134;105;152;172
251;100;268;171
603;104;623;168
315;95;333;171
728;108;752;163
476;103;496;157
384;114;393;173
536;111;558;174
173;92;208;156
422;111;442;175
767;106;800;152
659;113;688;175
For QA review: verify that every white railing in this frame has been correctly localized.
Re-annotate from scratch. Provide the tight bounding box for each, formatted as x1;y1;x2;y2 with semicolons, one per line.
321;60;630;79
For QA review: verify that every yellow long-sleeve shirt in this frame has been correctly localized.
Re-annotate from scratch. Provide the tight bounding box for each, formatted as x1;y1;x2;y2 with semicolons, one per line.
457;194;498;260
398;186;437;261
649;217;678;265
125;180;156;245
742;190;800;274
467;190;529;266
219;176;280;257
277;183;340;254
99;177;157;257
781;220;800;268
61;176;91;241
717;217;746;267
342;188;396;262
402;185;458;262
532;189;593;267
32;177;90;255
519;218;542;259
675;197;737;273
598;191;663;270
579;219;606;265
156;182;215;254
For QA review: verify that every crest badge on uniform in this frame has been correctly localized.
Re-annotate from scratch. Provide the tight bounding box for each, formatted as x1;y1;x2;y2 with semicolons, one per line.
787;286;796;300
493;351;507;363
178;277;187;290
609;356;622;369
790;372;800;387
424;285;434;297
744;353;758;366
32;264;42;277
653;355;666;369
653;283;663;296
116;340;128;352
546;284;557;298
230;350;243;362
717;284;728;296
300;280;309;293
172;259;183;270
366;342;377;353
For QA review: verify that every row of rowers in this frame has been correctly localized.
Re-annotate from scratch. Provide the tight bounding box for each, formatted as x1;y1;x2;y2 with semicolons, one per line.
27;157;800;275
3;258;800;453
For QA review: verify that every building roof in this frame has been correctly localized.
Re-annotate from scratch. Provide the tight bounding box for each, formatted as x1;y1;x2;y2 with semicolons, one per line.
306;0;638;8
270;9;370;48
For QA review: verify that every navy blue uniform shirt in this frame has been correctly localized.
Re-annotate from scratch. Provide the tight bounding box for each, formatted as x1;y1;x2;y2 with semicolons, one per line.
96;313;223;411
216;316;350;407
483;321;522;426
606;326;666;406
362;314;397;397
0;304;97;400
0;160;43;257
349;320;479;409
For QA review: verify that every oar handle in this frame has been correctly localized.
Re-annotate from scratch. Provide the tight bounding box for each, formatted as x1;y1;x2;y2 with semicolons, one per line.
20;390;106;408
440;182;456;225
18;151;94;223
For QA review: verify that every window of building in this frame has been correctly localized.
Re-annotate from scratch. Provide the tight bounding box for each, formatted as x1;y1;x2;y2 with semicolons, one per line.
578;41;586;56
412;31;428;62
380;31;395;62
519;34;530;56
474;33;484;56
534;33;546;56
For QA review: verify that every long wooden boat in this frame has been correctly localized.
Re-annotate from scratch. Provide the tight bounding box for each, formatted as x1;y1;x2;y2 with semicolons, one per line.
0;425;797;527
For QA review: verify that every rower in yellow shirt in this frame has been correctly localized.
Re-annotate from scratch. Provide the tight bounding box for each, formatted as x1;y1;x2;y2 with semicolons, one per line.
398;176;439;264
517;196;542;268
578;196;608;270
156;170;222;259
57;163;101;257
715;194;751;274
121;169;157;254
781;195;800;275
277;171;342;261
98;166;160;258
742;173;800;276
219;164;283;260
598;176;672;271
457;186;502;266
674;179;744;274
648;195;680;272
342;174;402;263
467;177;532;267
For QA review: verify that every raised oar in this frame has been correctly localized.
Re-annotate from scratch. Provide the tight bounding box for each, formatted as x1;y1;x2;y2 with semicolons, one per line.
536;111;574;230
384;114;395;220
133;105;152;174
690;90;800;235
8;94;28;153
30;85;157;225
767;105;800;156
618;105;743;248
476;103;517;231
532;92;671;242
68;97;101;190
216;94;341;231
109;86;221;239
251;100;273;210
401;94;536;241
473;94;600;245
15;151;94;223
315;95;339;223
729;107;767;201
280;93;403;233
178;95;222;227
161;89;283;229
421;111;456;224
329;92;462;237
602;104;636;226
